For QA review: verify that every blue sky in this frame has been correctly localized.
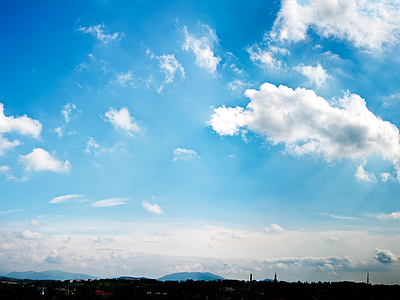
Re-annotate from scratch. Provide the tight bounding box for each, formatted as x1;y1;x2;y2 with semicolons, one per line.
1;0;400;283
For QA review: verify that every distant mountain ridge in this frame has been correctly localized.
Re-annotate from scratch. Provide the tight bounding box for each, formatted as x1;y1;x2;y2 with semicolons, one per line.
6;270;97;280
158;272;225;281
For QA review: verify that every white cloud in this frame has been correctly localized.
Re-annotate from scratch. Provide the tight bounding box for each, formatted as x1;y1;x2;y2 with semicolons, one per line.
0;165;15;181
246;45;283;69
0;209;21;215
228;79;251;92
84;137;100;154
50;194;85;204
294;63;330;88
29;220;45;226
61;103;79;123
19;148;71;173
263;223;284;233
319;213;358;220
382;93;400;108
374;248;398;263
270;0;400;51
142;200;164;214
91;198;129;208
45;249;81;264
104;107;141;137
88;236;116;244
0;103;42;155
0;165;10;173
54;126;63;138
77;24;125;45
182;24;221;74
209;83;400;181
208;106;247;136
354;162;376;182
76;62;89;72
229;63;246;75
114;71;136;87
377;211;400;220
323;50;342;60
172;148;200;162
157;54;185;93
0;104;42;138
142;44;155;59
1;225;399;281
21;229;50;239
0;136;20;156
380;172;393;182
84;137;125;156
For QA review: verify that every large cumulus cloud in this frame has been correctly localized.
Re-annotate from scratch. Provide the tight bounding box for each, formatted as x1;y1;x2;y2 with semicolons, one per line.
270;0;400;51
209;83;400;180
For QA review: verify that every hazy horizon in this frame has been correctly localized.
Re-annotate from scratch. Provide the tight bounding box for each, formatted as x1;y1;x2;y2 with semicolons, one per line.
1;0;400;284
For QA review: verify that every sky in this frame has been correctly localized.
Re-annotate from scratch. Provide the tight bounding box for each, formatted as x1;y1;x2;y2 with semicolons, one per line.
1;0;400;284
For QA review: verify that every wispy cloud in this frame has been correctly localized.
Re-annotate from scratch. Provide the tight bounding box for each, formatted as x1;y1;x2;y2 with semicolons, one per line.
246;45;284;70
172;148;200;162
113;71;136;88
228;79;251;92
0;165;14;181
294;63;330;88
157;54;185;93
54;126;63;138
61;103;79;123
0;209;22;215
91;198;129;208
354;162;376;182
50;194;85;204
319;213;358;220
84;137;125;156
77;23;125;45
182;24;221;74
84;137;100;154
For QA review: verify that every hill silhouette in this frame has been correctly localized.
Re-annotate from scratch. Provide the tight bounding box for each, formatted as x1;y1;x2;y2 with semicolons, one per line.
6;270;97;280
158;272;224;281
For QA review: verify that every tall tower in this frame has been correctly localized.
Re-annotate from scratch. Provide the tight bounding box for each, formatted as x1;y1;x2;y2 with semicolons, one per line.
367;273;370;285
274;273;277;283
250;274;252;282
